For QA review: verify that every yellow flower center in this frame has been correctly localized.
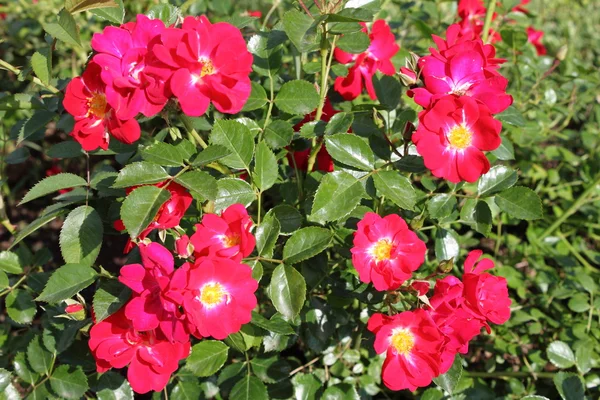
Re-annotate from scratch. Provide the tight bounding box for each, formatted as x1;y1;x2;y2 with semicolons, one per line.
222;233;240;248
199;282;227;308
87;92;107;118
391;329;415;356
200;59;216;77
372;239;393;262
447;124;473;150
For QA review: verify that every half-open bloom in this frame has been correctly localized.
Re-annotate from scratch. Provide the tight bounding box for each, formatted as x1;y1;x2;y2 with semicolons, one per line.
174;257;258;339
89;309;190;394
91;14;171;120
118;242;189;342
351;212;426;291
153;16;253;116
334;20;399;100
368;310;444;391
527;27;547;56
63;62;141;150
413;95;502;183
190;203;255;262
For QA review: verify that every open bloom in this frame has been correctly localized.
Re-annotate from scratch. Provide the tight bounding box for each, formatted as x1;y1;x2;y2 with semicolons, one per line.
190;203;255;262
457;0;501;42
413;95;502;183
462;250;511;325
63;62;141;151
351;212;426;291
368;310;444;391
89;309;190;394
334;20;399;100
153;16;253;116
410;24;512;114
91;15;171;120
527;27;547;56
174;257;258;339
118;242;189;343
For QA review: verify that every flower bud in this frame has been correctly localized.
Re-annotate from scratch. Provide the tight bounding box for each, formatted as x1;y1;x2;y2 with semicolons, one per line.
437;259;454;274
402;121;416;142
409;213;425;230
175;234;194;258
399;67;418;87
63;302;86;321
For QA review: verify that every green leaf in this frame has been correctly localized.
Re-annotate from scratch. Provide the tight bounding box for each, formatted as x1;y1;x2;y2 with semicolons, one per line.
325;112;354;136
0;272;8;289
435;229;459;261
185;340;229;377
170;381;201;400
309;171;367;224
266;204;302;235
460;199;493;236
282;10;322;52
547;341;576;369
31;49;52;85
192;144;232;167
65;0;118;13
433;355;462;395
269;264;306;320
325;134;374;171
373;75;402;109
292;373;321;400
42;9;82;48
19;173;87;205
0;369;11;391
16;110;56;144
121;186;171;238
495;186;543;220
243;82;269;111
575;345;592;374
175;171;218;202
230;375;268;400
497;106;526;127
250;311;295;335
491;136;515;160
428;194;457;219
255;214;280;258
92;279;131;322
283;227;332;264
112;162;170;188
59;206;103;266
210;120;255;170
47;141;84;159
10;208;69;250
146;4;181;26
251;355;292;384
274;80;320;115
214;178;256;213
90;0;124;24
254;142;278;191
49;365;88;399
567;293;589;313
5;148;30;164
264;120;294;149
13;352;38;384
553;372;584;400
337;30;370;53
96;371;134;400
477;165;518;196
248;33;282;77
37;264;97;303
0;251;22;274
141;142;185;166
372;170;416;210
6;290;36;324
27;336;53;375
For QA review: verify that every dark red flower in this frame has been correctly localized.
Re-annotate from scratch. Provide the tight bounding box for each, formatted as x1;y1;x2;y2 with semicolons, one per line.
527;27;547;56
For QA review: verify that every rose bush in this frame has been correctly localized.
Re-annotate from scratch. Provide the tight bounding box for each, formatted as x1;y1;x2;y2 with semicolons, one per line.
0;0;599;399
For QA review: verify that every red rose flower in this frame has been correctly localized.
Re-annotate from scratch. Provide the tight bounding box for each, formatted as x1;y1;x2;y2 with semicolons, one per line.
410;24;512;114
118;242;189;343
174;257;258;339
512;0;530;13
457;0;501;42
334;20;399;100
413;95;502;183
175;234;193;258
368;310;444;391
351;212;426;291
190;203;255;262
63;62;141;151
152;16;253;116
462;250;511;325
88;309;190;394
248;11;262;18
91;14;171;120
527;27;547;56
411;281;430;296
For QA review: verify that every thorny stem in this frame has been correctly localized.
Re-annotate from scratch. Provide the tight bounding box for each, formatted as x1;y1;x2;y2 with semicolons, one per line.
481;0;497;43
0;59;60;94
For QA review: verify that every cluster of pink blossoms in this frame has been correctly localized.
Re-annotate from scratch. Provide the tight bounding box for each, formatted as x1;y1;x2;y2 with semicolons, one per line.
63;14;252;151
89;204;258;394
351;214;511;391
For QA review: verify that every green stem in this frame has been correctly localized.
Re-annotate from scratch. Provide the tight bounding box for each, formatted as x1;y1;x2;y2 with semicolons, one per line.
481;0;497;43
539;172;600;241
180;114;208;149
0;59;60;94
261;0;281;30
0;274;28;298
557;231;598;272
262;77;275;135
